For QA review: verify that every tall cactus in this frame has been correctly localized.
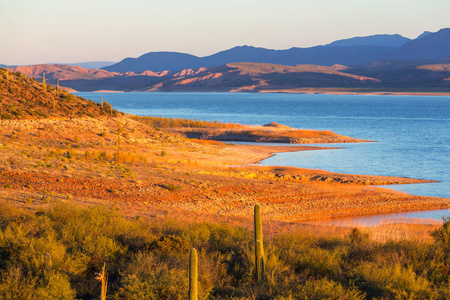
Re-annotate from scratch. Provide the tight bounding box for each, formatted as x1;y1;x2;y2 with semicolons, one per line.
25;67;28;79
101;97;104;109
5;66;9;82
189;248;198;300
42;72;46;91
95;263;108;300
254;204;264;283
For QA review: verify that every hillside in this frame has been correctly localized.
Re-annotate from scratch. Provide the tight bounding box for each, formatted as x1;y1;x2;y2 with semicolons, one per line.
347;60;450;88
0;68;119;119
103;52;201;73
12;64;119;81
9;64;207;92
143;62;380;92
391;28;450;60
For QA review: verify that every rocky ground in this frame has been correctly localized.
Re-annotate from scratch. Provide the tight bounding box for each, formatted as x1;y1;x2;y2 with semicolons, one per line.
1;115;448;227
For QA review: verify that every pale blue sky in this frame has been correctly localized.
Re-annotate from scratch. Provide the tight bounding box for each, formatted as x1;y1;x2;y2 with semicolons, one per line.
1;0;449;65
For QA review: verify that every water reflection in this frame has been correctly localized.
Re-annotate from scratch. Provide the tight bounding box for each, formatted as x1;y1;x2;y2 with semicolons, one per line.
302;209;450;227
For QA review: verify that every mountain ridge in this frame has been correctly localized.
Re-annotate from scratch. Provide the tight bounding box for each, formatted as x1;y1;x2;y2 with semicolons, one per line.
326;34;410;47
103;28;450;73
390;28;450;60
12;60;450;93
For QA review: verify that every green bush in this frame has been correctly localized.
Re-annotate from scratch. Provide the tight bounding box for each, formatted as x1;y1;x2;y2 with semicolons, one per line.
430;217;450;253
355;263;433;299
1;203;450;299
297;278;365;300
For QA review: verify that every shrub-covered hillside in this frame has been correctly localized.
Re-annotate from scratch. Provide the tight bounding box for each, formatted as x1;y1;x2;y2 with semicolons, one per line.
0;68;119;120
1;203;450;299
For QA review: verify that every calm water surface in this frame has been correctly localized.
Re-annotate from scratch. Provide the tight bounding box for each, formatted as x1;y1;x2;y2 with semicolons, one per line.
76;92;450;224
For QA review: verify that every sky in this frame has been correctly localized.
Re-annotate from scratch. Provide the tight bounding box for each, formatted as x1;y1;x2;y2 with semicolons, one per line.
1;0;449;65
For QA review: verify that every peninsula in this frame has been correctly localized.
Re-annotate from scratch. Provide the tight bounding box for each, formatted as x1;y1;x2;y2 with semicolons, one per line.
1;68;448;223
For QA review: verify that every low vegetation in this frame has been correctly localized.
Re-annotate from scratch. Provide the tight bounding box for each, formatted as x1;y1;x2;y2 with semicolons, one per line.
0;203;450;299
131;116;366;144
0;68;120;119
130;115;242;129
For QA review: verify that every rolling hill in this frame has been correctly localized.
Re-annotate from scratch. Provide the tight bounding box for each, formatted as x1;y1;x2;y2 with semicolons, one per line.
142;62;380;92
346;59;450;88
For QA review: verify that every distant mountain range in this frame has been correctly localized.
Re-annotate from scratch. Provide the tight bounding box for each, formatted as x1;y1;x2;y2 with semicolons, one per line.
325;34;410;48
6;28;450;93
0;61;116;70
10;59;450;93
103;28;450;73
65;61;117;69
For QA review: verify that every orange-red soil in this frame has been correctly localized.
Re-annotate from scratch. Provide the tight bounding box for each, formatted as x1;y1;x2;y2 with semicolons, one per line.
1;116;448;227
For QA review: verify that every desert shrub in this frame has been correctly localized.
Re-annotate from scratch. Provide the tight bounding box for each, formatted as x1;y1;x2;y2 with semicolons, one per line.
0;266;37;299
1;203;450;299
114;252;189;300
160;183;180;191
354;263;433;299
295;278;365;300
273;232;345;279
34;271;76;300
148;235;190;257
0;221;76;299
102;101;113;113
47;205;129;260
430;217;450;253
257;246;301;299
348;227;369;244
292;246;345;279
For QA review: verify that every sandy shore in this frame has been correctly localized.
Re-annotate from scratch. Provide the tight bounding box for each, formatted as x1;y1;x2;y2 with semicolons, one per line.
259;88;450;96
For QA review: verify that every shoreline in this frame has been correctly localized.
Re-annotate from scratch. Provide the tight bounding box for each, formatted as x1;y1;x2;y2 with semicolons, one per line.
1;116;449;224
260;88;450;96
75;89;450;96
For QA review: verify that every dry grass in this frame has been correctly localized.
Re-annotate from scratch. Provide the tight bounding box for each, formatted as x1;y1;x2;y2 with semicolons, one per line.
1;71;449;234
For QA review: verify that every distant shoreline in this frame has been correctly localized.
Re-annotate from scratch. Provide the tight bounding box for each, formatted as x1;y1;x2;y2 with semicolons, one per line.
74;89;450;96
259;88;450;96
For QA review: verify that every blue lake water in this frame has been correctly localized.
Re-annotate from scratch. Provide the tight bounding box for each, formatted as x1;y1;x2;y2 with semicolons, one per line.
75;92;450;224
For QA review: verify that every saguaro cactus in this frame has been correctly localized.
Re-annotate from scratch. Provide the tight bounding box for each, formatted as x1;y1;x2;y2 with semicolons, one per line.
254;204;264;283
42;72;46;91
189;248;198;300
57;79;60;92
95;263;108;300
25;67;28;79
5;66;9;81
101;97;104;109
